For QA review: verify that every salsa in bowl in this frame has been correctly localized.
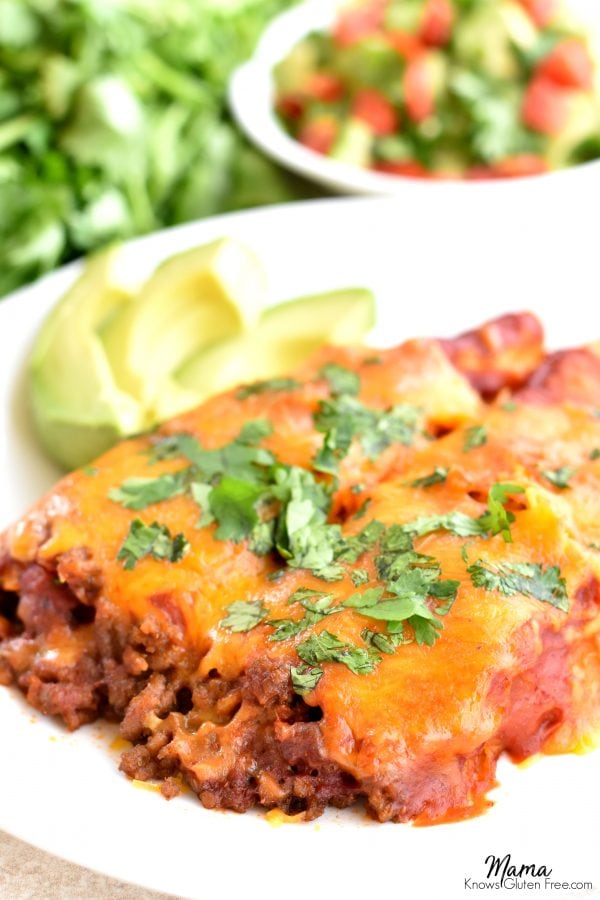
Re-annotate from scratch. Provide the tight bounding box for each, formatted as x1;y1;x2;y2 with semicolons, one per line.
230;0;600;188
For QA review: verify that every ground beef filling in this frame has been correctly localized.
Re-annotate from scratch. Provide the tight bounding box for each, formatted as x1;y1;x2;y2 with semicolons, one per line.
0;562;590;822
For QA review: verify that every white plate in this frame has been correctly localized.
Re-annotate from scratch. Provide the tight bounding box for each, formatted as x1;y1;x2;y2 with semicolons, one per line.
230;0;600;195
1;196;599;900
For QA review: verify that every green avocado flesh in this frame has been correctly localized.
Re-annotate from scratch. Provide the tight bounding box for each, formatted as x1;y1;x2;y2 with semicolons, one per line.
176;287;375;403
29;248;146;470
29;238;375;470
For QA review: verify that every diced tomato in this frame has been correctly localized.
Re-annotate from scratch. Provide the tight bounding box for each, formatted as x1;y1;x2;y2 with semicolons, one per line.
517;0;557;27
420;0;454;47
522;76;569;135
277;94;305;121
333;0;386;47
298;117;338;155
404;56;436;123
537;39;594;90
466;165;498;180
352;89;398;135
494;155;548;178
387;29;422;61
305;72;345;103
374;160;430;178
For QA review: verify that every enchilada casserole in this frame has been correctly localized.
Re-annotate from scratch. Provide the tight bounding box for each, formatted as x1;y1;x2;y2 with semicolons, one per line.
1;311;599;823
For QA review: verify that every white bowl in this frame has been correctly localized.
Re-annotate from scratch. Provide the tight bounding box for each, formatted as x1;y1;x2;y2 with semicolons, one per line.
230;0;600;195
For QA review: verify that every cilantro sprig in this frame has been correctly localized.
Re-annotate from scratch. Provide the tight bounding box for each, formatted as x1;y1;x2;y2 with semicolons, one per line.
313;395;420;474
467;558;568;611
541;466;576;490
117;520;189;570
407;467;449;489
221;600;268;633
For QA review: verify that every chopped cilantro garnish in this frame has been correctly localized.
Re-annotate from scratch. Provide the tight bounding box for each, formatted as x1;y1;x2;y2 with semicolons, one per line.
237;418;273;444
361;628;407;654
407;467;449;489
117;520;189;570
363;356;383;366
190;482;214;528
463;425;487;452
318;362;360;397
404;511;487;538
221;600;267;632
403;482;524;543
287;587;332;605
209;476;265;542
342;586;384;608
109;470;189;510
268;591;335;642
236;378;300;400
313;396;420;473
337;520;384;563
477;483;525;543
590;449;600;461
467;558;568;611
82;465;98;476
350;568;370;587
541;466;575;490
501;401;518;412
296;630;379;676
290;664;323;695
353;498;372;520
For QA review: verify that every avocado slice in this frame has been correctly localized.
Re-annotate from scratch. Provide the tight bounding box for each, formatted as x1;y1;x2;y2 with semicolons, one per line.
102;237;267;410
29;247;146;470
175;287;375;404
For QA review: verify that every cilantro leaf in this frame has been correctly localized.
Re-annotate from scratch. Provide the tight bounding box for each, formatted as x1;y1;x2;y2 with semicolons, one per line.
209;476;264;542
190;481;214;528
109;469;189;510
403;511;487;538
477;482;525;543
287;588;332;605
541;466;576;489
313;396;420;473
467;559;568;611
361;628;407;654
463;425;487;452
342;587;385;608
350;568;370;586
236;378;300;400
237;418;273;444
318;362;360;397
336;520;385;563
290;664;323;695
117;519;189;570
221;600;267;633
407;467;449;489
590;448;600;461
297;630;379;675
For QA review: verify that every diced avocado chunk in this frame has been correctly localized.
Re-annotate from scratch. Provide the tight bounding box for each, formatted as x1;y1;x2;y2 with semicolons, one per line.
176;287;375;400
102;237;267;410
29;247;146;470
332;38;402;92
454;1;537;79
331;120;374;167
547;94;600;168
274;38;319;94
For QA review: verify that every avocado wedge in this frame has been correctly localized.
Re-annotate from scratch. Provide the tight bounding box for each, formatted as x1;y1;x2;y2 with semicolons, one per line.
176;287;375;402
29;247;146;470
102;237;267;409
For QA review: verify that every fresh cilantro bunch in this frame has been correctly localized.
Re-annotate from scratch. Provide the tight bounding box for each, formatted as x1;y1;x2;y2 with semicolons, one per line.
0;0;315;297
